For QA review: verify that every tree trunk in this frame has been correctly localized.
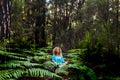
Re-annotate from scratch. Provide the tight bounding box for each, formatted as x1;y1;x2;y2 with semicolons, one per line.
0;0;11;40
35;0;46;48
115;0;119;54
0;1;3;40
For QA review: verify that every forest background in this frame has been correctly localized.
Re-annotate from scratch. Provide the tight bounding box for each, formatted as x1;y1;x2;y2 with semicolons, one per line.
0;0;120;80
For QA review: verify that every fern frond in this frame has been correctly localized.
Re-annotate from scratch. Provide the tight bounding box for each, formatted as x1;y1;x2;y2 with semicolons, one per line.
0;70;12;80
0;50;22;56
86;68;96;80
0;60;41;68
55;67;68;75
34;51;48;56
33;56;46;62
67;64;88;72
0;61;21;68
0;69;24;80
12;69;25;79
68;49;86;53
46;55;52;60
26;68;61;78
67;53;79;58
0;50;27;60
6;55;27;60
19;61;42;67
43;61;56;70
0;68;61;80
67;64;80;69
37;46;52;53
22;50;34;56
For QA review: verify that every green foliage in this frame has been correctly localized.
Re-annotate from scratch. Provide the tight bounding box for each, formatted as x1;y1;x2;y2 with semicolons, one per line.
68;64;96;80
55;67;69;76
26;68;61;78
66;49;96;80
44;48;96;80
0;39;10;49
78;31;91;48
0;68;61;80
0;60;42;69
43;61;56;70
0;48;61;80
1;0;120;79
0;50;27;61
0;69;24;80
52;62;96;80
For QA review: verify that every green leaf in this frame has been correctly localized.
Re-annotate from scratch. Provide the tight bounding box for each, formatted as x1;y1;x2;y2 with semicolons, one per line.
26;68;61;78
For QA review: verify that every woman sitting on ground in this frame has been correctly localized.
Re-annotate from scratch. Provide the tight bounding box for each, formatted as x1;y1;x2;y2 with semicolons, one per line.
52;47;68;67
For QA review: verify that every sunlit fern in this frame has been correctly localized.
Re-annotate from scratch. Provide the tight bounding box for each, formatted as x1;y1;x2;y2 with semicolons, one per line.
0;69;24;80
0;60;42;69
55;66;69;76
43;61;57;70
0;68;61;80
53;61;96;80
0;49;61;79
0;50;27;61
26;68;61;78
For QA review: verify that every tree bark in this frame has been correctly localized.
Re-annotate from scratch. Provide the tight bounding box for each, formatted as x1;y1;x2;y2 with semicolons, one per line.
116;0;119;53
35;0;46;48
0;0;11;40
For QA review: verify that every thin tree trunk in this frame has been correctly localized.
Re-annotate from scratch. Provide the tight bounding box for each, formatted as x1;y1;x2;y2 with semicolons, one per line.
35;0;46;48
52;2;57;47
0;0;11;40
0;1;3;40
116;0;119;54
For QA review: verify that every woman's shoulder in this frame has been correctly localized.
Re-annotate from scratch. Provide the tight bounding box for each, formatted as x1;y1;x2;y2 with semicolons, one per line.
52;54;55;57
52;55;63;57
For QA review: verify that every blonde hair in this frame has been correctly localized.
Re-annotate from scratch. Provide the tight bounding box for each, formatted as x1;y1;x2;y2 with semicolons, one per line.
53;47;62;56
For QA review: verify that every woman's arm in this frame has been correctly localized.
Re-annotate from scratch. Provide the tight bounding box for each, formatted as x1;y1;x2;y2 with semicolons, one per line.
52;55;56;62
61;56;65;63
52;55;58;65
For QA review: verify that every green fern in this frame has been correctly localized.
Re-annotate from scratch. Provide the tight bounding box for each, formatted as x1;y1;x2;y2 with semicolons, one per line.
26;68;61;78
0;50;21;56
0;50;27;60
43;61;56;70
0;69;24;80
68;49;86;54
7;55;26;60
11;69;25;79
37;46;52;53
55;67;69;76
67;54;82;64
0;68;61;80
0;61;21;68
0;70;11;80
86;68;96;80
67;63;96;80
20;61;42;67
67;53;79;58
33;51;48;56
33;56;46;62
67;63;80;69
0;49;61;79
0;60;42;69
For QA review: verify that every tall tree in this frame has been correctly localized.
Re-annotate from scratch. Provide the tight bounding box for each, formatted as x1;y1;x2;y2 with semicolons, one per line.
115;0;119;53
35;0;46;48
0;0;11;40
47;0;84;50
10;0;47;49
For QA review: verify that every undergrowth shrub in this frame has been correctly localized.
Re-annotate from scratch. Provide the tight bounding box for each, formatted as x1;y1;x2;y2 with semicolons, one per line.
0;48;61;80
0;47;97;80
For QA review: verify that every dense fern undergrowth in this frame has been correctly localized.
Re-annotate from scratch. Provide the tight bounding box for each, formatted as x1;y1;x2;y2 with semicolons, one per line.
0;47;96;80
0;47;119;80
